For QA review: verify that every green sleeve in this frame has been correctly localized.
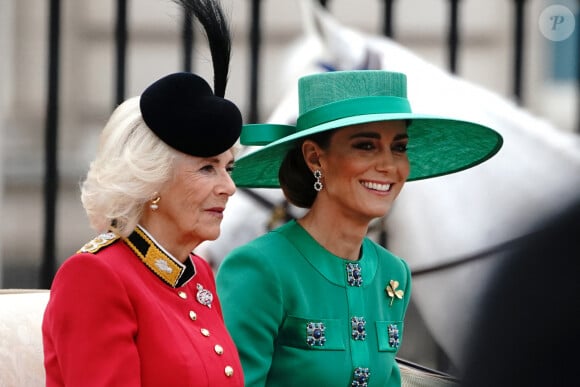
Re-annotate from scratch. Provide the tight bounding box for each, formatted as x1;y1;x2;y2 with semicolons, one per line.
401;257;412;318
216;243;284;387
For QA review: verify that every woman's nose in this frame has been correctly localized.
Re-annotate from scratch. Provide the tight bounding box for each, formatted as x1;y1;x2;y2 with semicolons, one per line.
377;150;396;172
220;171;237;196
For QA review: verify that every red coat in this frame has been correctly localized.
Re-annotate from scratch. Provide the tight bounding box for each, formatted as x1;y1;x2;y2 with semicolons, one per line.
42;227;244;387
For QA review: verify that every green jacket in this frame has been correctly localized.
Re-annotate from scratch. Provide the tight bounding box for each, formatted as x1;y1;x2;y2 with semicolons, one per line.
216;220;412;386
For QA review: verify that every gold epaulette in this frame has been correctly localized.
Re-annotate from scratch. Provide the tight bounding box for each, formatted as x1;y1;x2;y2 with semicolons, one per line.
77;232;120;254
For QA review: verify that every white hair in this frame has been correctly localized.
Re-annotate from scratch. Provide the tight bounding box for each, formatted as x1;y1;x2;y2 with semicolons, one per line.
80;96;178;237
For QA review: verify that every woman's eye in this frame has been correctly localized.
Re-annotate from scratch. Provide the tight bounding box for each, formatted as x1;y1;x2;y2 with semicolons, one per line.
393;143;408;153
226;165;235;175
200;165;215;172
353;142;375;150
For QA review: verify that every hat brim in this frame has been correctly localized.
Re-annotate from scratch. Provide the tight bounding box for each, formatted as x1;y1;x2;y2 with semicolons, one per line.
232;113;503;188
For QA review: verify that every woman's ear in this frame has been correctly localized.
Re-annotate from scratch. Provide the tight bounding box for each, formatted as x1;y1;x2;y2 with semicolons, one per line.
302;140;321;171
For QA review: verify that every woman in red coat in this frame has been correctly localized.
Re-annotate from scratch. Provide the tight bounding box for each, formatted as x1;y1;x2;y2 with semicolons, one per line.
41;1;244;385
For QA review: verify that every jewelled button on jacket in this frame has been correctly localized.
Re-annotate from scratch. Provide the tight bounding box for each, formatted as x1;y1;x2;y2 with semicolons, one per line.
43;225;244;387
217;220;411;386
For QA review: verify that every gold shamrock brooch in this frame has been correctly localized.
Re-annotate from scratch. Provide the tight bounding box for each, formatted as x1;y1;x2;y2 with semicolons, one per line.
385;280;405;306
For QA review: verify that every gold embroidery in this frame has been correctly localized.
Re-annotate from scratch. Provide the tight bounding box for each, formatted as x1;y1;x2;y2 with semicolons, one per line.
123;226;184;287
77;232;119;253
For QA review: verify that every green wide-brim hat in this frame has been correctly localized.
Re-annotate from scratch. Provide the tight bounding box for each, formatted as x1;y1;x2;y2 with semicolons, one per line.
232;70;503;188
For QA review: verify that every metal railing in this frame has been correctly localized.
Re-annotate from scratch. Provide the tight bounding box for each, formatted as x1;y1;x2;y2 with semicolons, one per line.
39;0;577;287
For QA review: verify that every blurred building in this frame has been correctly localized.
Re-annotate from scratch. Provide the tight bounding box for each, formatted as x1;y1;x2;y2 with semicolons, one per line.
1;0;578;374
0;0;577;286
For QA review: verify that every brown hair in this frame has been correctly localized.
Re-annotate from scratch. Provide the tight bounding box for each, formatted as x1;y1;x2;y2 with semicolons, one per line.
278;130;334;208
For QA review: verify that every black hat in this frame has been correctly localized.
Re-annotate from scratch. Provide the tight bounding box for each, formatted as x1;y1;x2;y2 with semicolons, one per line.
139;72;242;157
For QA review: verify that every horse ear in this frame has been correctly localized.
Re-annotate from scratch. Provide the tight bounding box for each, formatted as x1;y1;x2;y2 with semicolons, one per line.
304;0;369;71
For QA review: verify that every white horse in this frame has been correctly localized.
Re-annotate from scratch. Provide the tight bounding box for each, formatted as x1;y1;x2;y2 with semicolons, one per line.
198;0;580;373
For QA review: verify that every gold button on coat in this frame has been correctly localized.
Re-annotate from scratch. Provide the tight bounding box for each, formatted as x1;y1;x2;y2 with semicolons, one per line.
224;366;234;377
200;328;210;337
189;310;197;321
178;291;187;299
214;344;224;355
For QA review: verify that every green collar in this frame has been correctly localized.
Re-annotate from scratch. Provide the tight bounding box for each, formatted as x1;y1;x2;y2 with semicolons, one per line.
277;220;378;287
123;225;196;288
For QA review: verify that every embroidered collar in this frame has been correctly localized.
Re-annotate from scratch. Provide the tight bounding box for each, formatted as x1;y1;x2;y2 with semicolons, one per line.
276;220;378;287
123;225;196;288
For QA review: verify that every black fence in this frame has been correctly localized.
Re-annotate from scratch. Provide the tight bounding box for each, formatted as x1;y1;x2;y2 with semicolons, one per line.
39;0;579;288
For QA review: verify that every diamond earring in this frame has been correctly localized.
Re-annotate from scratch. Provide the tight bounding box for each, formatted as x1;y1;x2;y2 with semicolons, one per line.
313;170;323;192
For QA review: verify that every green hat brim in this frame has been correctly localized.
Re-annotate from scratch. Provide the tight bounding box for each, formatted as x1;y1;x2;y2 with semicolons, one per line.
232;113;503;188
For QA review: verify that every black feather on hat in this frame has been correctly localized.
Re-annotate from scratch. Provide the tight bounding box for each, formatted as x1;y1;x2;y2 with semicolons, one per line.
139;0;242;157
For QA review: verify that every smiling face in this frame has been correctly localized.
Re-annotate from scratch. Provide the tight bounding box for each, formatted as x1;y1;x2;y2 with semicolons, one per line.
140;147;236;257
304;120;410;223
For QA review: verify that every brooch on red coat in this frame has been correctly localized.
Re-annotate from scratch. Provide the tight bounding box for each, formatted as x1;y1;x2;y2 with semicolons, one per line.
385;280;405;306
196;283;213;308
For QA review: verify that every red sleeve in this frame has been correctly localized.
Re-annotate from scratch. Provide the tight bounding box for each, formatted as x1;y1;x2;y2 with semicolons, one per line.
42;253;141;386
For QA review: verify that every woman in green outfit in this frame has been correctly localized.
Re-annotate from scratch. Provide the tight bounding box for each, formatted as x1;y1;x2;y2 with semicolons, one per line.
216;70;502;386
